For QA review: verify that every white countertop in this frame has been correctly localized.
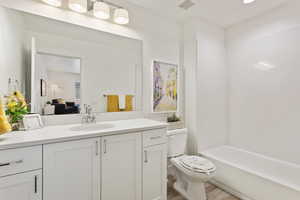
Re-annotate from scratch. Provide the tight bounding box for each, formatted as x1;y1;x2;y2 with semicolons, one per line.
0;118;168;150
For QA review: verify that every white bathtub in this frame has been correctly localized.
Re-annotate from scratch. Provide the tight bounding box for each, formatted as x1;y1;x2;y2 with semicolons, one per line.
202;146;300;200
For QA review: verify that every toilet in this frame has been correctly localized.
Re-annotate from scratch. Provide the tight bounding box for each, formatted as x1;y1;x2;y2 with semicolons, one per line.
167;128;216;200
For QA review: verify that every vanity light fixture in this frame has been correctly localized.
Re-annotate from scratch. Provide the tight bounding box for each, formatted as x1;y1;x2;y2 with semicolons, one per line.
69;0;88;13
41;0;62;7
243;0;256;4
42;0;130;25
93;1;110;19
114;8;129;25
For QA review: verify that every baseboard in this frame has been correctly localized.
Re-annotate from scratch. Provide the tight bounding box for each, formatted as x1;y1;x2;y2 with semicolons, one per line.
209;179;255;200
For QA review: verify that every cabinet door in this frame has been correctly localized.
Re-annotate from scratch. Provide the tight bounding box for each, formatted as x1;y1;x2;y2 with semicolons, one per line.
43;138;100;200
0;170;42;200
102;133;142;200
143;144;167;200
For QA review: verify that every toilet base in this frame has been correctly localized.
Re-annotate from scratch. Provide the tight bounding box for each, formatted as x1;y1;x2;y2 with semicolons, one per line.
173;177;207;200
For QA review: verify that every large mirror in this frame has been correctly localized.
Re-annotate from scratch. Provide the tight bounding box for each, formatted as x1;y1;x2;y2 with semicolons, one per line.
0;6;143;115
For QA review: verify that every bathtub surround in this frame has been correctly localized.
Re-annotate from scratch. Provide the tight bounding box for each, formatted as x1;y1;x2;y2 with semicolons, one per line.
226;0;300;165
183;0;300;166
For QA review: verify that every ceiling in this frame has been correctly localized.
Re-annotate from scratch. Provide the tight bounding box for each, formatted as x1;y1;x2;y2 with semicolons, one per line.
122;0;291;27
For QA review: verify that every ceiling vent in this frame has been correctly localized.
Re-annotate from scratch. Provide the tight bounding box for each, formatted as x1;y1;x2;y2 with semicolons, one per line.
178;0;195;10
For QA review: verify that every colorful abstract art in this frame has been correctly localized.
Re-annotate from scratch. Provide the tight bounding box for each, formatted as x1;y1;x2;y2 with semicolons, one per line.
153;61;178;113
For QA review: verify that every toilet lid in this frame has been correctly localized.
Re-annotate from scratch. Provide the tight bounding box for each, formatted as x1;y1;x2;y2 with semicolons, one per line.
177;155;216;173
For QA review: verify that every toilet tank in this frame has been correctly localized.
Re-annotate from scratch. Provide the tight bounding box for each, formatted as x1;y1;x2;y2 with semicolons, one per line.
167;128;188;157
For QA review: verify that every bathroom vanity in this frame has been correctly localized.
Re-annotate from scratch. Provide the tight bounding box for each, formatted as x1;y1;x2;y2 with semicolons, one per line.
0;119;168;200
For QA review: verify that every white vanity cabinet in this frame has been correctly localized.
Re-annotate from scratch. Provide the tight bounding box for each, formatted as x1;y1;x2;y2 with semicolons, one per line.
42;130;166;200
101;133;142;200
142;129;168;200
43;138;101;200
0;170;42;200
0;146;43;200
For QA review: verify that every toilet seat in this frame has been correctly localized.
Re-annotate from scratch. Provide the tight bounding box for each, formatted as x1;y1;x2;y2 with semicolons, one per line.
172;155;216;174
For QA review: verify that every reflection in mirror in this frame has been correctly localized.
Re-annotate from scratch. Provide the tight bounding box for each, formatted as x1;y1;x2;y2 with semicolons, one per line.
35;53;81;115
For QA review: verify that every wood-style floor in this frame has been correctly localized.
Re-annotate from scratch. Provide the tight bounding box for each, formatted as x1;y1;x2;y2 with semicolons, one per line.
167;175;241;200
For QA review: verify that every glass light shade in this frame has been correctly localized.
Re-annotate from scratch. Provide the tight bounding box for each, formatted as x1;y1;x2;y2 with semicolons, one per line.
243;0;256;4
41;0;62;7
114;8;129;25
69;0;87;13
94;2;110;19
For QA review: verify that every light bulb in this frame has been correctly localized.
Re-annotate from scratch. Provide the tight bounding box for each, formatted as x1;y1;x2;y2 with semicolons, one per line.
94;1;110;19
114;8;129;25
243;0;256;4
41;0;62;7
69;0;87;13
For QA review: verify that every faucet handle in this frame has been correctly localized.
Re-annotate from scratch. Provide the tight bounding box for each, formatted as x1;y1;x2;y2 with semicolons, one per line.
83;104;88;114
87;105;93;114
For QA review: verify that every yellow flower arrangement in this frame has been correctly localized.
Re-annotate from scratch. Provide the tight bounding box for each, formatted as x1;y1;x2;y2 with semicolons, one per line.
5;91;28;131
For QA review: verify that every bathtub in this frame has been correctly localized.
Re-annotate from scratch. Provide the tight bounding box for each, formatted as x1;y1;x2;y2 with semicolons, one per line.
201;146;300;200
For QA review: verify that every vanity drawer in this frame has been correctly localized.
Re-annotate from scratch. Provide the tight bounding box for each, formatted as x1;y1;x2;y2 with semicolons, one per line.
143;129;167;147
0;146;42;177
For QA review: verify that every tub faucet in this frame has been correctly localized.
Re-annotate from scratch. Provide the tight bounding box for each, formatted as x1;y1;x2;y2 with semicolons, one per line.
82;104;96;124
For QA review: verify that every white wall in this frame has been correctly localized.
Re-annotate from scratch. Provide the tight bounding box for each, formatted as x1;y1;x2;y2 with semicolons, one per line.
0;7;25;96
227;0;300;165
184;19;228;153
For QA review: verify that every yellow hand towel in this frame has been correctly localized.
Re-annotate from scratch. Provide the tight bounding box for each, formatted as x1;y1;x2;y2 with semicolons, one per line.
125;95;133;112
0;98;12;135
107;95;120;112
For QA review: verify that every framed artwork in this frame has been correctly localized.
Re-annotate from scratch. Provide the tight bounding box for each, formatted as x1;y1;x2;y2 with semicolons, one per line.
152;61;178;113
41;79;47;97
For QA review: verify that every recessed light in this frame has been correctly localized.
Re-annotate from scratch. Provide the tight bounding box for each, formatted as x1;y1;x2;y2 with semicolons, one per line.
243;0;256;4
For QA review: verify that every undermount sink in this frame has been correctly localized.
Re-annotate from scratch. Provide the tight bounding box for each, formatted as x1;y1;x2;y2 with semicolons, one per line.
70;123;115;132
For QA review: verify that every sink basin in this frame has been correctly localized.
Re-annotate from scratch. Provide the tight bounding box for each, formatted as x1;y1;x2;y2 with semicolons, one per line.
70;123;115;132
